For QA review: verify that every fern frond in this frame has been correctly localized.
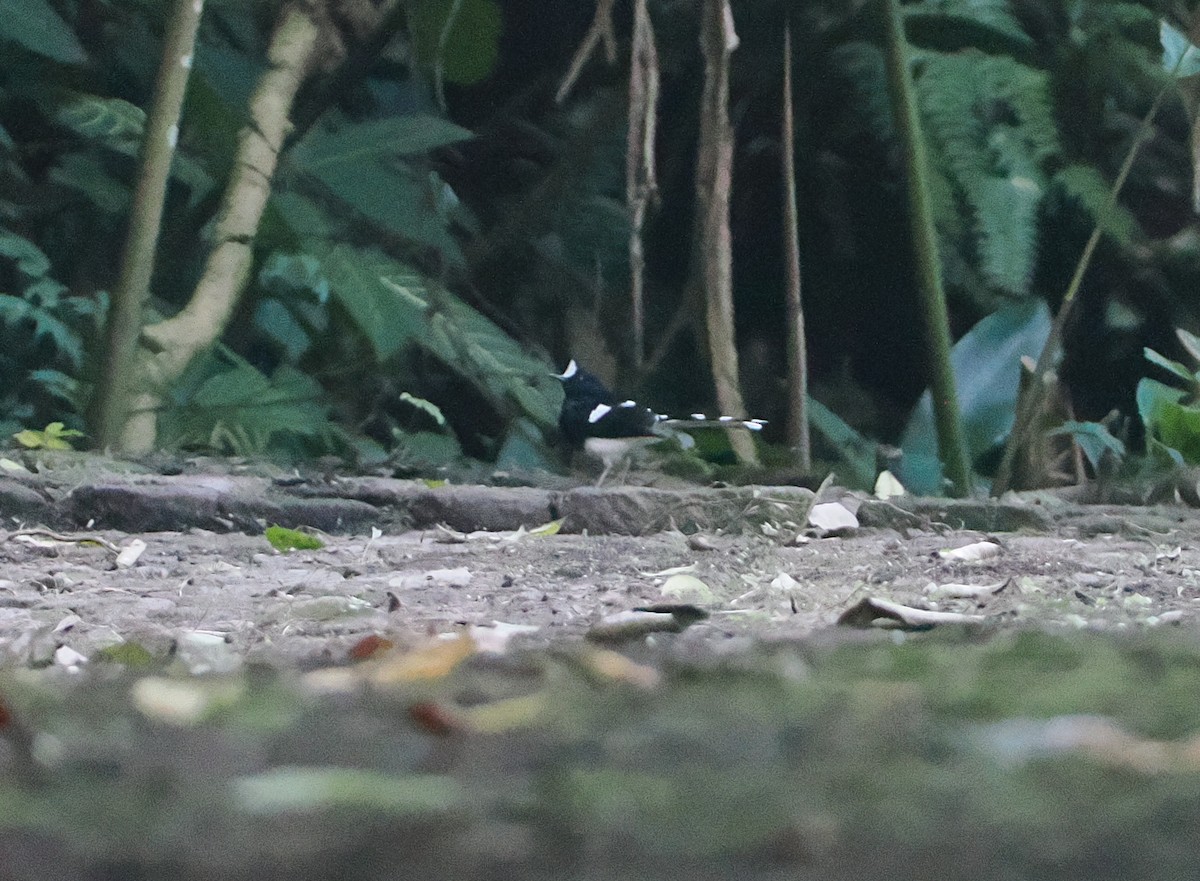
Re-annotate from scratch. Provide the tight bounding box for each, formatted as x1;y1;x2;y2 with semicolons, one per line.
917;51;1060;298
1050;164;1141;246
0;292;83;369
904;0;1033;58
1073;2;1159;45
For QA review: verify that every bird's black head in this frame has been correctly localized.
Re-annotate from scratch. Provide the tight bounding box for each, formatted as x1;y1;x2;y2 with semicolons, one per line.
555;359;614;407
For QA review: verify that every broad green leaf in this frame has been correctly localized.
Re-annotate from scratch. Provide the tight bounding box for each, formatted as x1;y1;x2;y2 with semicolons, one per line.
0;291;83;368
1177;328;1200;364
51;92;214;204
26;369;79;404
13;422;84;450
528;518;564;537
392;430;462;466
408;0;502;86
807;396;878;489
903;8;1034;57
259;252;330;303
94;641;156;666
495;417;557;471
0;230;52;277
1137;377;1186;432
50;153;130;213
1045;421;1126;470
319;245;562;432
53;93;146;154
295;115;472;167
1144;347;1199;387
263;191;336;246
0;0;85;64
1051;165;1141;246
320;245;428;361
1161;20;1200;77
300;159;466;266
898;298;1052;494
195;41;264;114
1153;400;1200;463
161;350;331;454
252;299;313;363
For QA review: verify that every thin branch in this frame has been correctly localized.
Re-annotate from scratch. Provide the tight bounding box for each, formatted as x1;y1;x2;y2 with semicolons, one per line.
433;0;465;114
556;0;617;105
992;74;1177;494
694;0;756;465
626;0;659;369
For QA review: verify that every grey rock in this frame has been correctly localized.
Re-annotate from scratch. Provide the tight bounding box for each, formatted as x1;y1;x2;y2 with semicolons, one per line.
556;485;815;536
69;476;247;532
406;485;555;532
0;477;52;521
858;497;1052;533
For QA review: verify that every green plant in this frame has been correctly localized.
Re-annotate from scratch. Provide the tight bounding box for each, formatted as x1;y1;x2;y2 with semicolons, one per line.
12;421;85;450
1138;330;1200;465
0;230;104;439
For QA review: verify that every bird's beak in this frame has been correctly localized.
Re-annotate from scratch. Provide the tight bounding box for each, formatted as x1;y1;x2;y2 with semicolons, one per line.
554;359;578;380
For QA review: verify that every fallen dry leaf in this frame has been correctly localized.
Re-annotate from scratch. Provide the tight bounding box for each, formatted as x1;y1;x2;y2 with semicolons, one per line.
372;634;476;685
924;580;1009;600
468;621;539;653
348;634;395;662
581;648;661;688
808;502;858;536
874;470;906;499
660;573;713;603
937;541;1003;562
587;610;684;643
838;596;985;629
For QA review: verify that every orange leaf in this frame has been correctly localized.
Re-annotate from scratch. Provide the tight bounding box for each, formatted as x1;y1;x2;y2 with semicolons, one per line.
408;701;463;736
348;634;395;662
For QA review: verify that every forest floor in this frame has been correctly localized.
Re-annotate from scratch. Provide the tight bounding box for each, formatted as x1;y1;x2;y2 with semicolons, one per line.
4;455;1200;879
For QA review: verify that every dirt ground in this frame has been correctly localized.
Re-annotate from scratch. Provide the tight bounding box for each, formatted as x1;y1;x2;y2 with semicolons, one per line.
1;475;1198;668
9;464;1200;881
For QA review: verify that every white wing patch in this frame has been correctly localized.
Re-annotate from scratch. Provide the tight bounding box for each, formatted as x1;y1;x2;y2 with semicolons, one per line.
557;359;579;379
588;403;613;423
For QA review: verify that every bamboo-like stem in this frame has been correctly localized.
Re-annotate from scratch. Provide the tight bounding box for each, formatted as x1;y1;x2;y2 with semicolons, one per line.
881;0;970;496
90;0;204;451
118;2;321;452
781;26;810;470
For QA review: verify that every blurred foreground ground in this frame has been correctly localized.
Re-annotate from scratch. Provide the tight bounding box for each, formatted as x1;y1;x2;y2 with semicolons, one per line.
2;463;1200;878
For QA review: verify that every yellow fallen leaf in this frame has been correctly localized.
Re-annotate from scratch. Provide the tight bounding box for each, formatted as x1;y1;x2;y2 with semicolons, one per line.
528;518;564;537
459;691;548;734
371;634;476;685
581;648;660;688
